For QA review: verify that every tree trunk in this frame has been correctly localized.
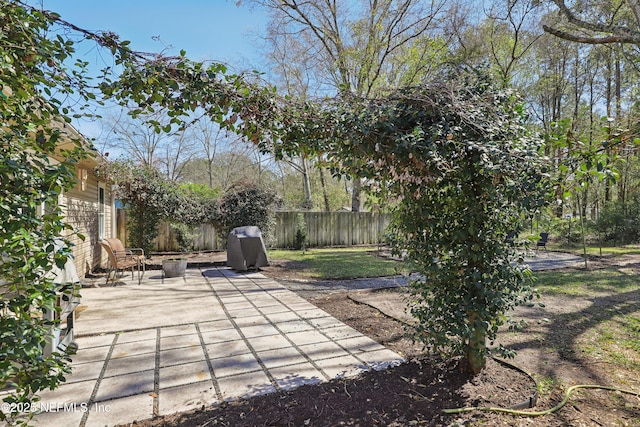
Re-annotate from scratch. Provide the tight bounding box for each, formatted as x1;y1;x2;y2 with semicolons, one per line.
615;45;622;123
318;165;331;212
465;311;486;375
351;177;361;212
301;156;313;209
208;160;214;188
604;50;614;203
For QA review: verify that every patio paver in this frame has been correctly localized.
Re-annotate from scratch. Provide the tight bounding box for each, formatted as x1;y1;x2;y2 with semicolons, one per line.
2;267;404;427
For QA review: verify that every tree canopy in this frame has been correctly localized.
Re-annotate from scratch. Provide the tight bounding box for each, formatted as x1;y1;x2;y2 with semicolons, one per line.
271;70;551;373
1;3;87;423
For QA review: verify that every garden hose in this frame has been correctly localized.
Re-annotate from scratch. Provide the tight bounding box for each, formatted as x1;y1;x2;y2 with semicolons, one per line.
443;384;640;417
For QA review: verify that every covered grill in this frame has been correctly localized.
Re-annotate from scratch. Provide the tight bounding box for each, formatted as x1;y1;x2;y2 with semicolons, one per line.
44;238;81;356
226;226;269;271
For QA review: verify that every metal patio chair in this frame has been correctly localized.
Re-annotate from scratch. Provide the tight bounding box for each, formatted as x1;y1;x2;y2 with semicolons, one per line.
536;232;549;251
99;238;145;285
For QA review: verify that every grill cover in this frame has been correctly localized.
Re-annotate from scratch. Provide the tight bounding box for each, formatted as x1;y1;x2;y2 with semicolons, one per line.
227;226;269;271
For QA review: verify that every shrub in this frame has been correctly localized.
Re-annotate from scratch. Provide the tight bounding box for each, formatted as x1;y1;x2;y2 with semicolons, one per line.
172;184;220;227
170;223;197;252
118;166;175;257
294;213;307;250
218;184;279;246
547;215;584;245
594;198;640;245
98;162;222;254
326;71;550;374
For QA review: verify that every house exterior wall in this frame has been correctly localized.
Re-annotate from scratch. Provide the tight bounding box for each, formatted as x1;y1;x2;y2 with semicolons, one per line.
51;122;114;277
61;161;114;276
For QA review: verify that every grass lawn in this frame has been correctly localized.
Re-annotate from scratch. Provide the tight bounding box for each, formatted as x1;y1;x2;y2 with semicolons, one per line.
268;246;405;279
548;242;640;256
269;245;640;402
533;268;639;295
534;266;640;375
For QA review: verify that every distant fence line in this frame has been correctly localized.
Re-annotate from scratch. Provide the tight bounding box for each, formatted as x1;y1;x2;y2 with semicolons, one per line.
275;211;390;248
116;210;391;251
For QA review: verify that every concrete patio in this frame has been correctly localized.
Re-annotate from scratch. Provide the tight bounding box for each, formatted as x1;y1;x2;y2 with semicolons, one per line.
12;267;403;427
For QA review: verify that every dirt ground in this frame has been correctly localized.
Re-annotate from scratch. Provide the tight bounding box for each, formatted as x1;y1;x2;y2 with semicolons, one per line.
127;253;640;427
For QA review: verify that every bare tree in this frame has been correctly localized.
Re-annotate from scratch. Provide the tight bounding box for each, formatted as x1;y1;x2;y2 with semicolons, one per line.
188;120;227;188
252;0;448;210
258;0;448;94
544;0;640;45
263;20;316;209
100;109;169;167
160;129;196;182
99;107;197;181
485;0;545;87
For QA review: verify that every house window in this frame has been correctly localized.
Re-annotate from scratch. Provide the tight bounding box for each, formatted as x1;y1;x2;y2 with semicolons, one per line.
98;185;105;240
36;192;62;217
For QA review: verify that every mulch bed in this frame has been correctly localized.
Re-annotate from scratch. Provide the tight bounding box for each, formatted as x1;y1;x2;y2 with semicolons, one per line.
130;357;534;427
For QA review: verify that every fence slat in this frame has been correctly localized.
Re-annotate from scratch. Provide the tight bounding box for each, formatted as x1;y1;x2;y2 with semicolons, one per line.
116;209;390;250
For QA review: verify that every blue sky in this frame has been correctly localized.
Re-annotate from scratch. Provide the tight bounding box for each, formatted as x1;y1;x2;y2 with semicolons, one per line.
39;0;268;71
33;1;270;140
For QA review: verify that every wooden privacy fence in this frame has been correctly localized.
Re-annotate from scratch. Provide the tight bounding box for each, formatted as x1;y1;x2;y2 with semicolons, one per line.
116;209;391;250
154;222;223;252
275;211;390;248
116;210;223;252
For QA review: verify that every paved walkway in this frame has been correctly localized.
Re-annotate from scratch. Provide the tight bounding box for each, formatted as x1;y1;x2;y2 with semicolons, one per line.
9;267;403;427
521;250;584;271
348;251;587;324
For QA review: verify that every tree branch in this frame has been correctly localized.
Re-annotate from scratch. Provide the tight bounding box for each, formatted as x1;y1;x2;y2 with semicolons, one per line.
545;0;640;45
543;24;640;45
